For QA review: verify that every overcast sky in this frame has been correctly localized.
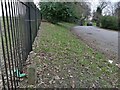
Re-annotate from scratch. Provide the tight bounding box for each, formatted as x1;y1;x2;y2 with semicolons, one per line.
0;0;120;16
91;0;119;11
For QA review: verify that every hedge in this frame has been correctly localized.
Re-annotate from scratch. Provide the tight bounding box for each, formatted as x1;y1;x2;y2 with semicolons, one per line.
100;16;119;30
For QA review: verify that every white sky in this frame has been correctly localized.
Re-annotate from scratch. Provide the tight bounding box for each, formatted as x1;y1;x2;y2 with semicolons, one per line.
0;0;120;16
91;0;120;11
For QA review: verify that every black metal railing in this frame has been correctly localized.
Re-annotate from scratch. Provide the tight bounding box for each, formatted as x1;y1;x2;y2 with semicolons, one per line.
0;0;41;89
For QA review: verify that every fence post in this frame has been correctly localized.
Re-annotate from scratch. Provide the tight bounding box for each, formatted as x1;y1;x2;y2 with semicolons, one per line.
28;2;32;51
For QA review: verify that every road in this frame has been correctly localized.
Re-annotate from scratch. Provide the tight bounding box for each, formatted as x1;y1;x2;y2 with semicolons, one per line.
71;26;118;61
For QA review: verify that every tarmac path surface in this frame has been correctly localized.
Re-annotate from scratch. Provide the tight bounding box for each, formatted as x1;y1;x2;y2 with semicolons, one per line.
71;26;118;62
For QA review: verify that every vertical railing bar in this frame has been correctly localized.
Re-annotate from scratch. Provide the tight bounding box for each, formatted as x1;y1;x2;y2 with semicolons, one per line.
20;3;25;70
37;9;39;30
16;1;23;72
4;0;17;89
25;6;28;57
10;0;17;69
13;0;21;85
19;3;24;70
15;0;20;71
8;0;18;89
0;27;9;89
1;1;10;89
26;2;29;58
25;3;31;55
35;6;37;39
1;73;6;89
11;0;19;86
28;2;32;51
14;0;19;71
0;0;41;88
18;3;24;70
0;17;6;90
8;0;16;71
23;4;27;65
15;0;20;70
24;4;28;61
10;0;19;86
10;0;17;71
26;4;30;59
21;2;29;63
13;0;18;69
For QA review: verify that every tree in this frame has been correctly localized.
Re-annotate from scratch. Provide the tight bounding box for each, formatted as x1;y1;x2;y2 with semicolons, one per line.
39;2;91;24
39;2;74;23
101;16;118;30
72;2;91;24
114;1;120;29
102;2;115;16
95;1;108;26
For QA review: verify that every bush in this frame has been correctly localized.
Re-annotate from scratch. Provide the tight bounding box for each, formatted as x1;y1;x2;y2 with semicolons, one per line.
39;2;91;24
100;16;118;30
40;2;75;24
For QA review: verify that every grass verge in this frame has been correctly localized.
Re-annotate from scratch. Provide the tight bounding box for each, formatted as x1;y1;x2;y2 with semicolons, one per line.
32;22;118;88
